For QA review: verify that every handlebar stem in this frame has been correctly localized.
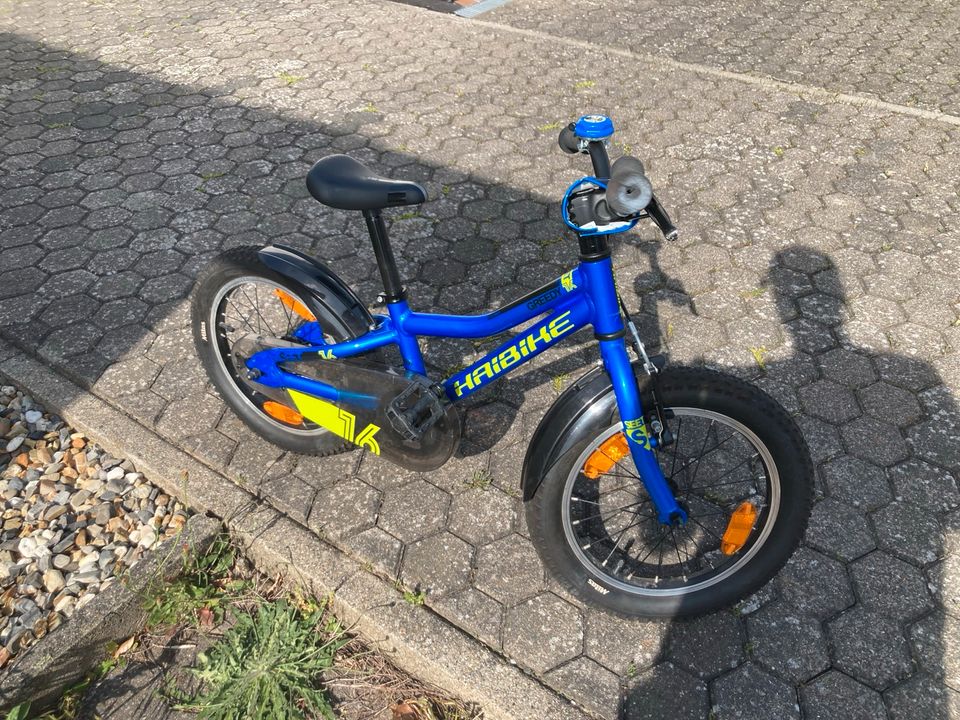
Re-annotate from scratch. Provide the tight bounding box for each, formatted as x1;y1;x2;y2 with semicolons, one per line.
587;141;611;180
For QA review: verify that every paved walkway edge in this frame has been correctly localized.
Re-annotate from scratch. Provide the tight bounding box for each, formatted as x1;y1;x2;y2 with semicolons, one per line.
0;339;591;720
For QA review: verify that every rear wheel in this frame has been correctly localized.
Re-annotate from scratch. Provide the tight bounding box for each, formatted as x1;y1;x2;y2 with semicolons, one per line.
191;247;360;456
526;366;813;617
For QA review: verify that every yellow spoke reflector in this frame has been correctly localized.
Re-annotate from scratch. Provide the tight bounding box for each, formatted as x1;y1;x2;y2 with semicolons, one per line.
262;400;304;426
274;288;316;321
583;432;630;479
721;501;758;555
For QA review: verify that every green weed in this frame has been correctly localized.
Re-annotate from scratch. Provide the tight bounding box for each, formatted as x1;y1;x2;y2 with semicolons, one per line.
740;287;766;300
176;599;347;720
573;80;595;90
466;468;493;490
552;372;569;394
537;121;561;132
276;71;304;86
361;101;378;113
395;210;420;221
772;146;784;157
749;346;768;371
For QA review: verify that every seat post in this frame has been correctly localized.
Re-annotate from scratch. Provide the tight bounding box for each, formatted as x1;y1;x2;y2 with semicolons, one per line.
362;209;405;303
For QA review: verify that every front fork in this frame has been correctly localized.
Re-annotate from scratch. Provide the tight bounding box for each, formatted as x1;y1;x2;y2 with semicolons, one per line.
598;339;686;524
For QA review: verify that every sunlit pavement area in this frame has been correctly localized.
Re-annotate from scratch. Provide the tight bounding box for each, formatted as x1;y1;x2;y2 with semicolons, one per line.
1;0;959;716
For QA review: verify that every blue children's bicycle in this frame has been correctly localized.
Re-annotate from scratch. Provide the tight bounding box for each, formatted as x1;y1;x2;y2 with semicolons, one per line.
191;115;813;617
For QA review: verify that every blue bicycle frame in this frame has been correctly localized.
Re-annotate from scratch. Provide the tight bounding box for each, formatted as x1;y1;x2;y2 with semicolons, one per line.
245;256;686;524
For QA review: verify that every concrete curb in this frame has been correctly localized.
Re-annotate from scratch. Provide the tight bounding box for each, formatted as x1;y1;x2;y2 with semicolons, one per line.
0;339;591;720
0;514;221;712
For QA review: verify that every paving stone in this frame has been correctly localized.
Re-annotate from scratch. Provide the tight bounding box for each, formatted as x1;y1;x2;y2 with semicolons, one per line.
908;611;960;690
797;380;860;424
447;487;516;546
341;526;403;578
884;673;960;720
746;601;830;683
927;554;960;616
710;662;800;720
829;606;913;689
820;455;891;510
621;662;708;720
308;477;381;540
799;670;887;720
431;588;504;651
871;501;943;566
850;551;933;622
377;479;450;543
402;531;473;597
858;381;922;426
840;416;910;467
889;458;960;513
474;533;545;605
666;611;743;680
806;499;877;561
545;657;621;719
583;609;668;675
503;593;583;674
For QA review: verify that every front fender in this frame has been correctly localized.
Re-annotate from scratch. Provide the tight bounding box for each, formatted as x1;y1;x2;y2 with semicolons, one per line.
257;244;373;337
521;360;657;500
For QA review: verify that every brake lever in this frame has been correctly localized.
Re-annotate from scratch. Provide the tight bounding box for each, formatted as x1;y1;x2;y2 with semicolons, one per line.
644;194;679;241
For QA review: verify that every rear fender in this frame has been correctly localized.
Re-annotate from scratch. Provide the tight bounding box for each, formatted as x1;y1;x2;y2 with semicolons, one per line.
257;244;374;337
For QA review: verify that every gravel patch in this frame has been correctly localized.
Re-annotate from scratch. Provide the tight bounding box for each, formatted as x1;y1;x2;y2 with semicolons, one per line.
0;384;189;668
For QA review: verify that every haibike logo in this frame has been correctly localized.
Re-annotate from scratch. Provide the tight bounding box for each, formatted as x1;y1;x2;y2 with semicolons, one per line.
561;271;577;292
587;579;609;595
453;311;575;397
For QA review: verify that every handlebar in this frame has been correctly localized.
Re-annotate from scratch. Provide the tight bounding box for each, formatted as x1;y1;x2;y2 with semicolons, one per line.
558;119;677;240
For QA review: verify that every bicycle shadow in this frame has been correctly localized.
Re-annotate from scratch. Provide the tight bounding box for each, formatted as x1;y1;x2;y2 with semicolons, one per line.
617;244;959;719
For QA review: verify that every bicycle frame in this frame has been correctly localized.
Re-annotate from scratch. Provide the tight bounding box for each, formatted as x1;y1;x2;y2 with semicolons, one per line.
245;254;687;524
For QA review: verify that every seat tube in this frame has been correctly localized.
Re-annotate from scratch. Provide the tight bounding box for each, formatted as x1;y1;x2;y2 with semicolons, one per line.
582;256;685;524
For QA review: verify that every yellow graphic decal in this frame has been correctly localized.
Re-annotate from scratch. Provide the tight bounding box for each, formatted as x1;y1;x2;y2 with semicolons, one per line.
623;418;652;450
453;310;576;397
561;271;577;292
317;348;336;360
287;390;381;454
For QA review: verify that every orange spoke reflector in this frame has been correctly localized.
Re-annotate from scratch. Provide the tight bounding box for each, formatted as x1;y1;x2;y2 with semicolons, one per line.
274;289;316;321
583;432;631;479
721;501;758;555
262;400;304;425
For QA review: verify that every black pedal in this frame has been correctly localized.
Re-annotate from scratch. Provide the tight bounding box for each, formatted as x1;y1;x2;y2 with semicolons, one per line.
385;379;446;443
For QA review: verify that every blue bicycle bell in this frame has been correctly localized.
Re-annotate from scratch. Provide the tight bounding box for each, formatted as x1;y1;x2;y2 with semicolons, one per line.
573;114;615;141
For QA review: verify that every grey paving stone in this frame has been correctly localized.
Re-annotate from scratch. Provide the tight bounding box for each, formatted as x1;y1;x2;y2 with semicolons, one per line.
871;501;943;566
908;611;960;690
806;499;877;561
746;601;830;683
545;657;621;719
799;670;888;720
841;416;910;467
447;487;516;546
710;662;800;720
431;588;504;651
798;379;861;424
503;593;583;674
401;531;474;597
474;533;545;605
858;381;923;426
377;479;450;543
884;673;960;720
820;455;892;510
666;611;743;680
829;606;913;689
927;554;960;616
308;477;382;540
621;662;708;720
340;526;403;578
583;610;668;675
850;551;933;622
889;458;960;513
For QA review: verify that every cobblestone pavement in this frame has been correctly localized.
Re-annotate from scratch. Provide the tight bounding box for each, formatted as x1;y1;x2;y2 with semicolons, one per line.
2;0;960;717
487;0;960;117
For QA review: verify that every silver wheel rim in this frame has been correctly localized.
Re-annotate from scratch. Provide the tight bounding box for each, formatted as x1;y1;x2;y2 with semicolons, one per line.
561;408;781;598
209;276;330;437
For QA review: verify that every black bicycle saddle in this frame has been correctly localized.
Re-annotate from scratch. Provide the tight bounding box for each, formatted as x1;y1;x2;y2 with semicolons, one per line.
306;154;427;212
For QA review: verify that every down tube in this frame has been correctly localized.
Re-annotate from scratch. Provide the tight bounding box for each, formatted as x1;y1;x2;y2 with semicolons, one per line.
442;300;591;402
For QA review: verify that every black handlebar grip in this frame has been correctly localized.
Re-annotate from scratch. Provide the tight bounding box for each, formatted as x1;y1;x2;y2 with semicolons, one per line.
558;124;580;154
605;156;653;216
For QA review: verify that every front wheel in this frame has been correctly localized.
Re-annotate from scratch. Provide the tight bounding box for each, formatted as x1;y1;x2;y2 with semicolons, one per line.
525;366;813;618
